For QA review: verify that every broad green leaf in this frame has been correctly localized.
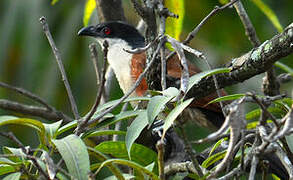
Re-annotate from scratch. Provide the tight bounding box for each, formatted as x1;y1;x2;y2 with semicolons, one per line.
272;174;281;180
3;172;21;180
162;98;193;139
84;130;126;139
125;111;148;158
96;159;159;180
2;147;26;163
0;116;46;145
274;62;293;76
52;135;90;180
201;150;227;168
95;141;157;167
43;120;62;139
145;162;155;172
187;68;231;92
83;0;96;26
165;0;185;40
0;165;16;176
251;0;283;32
207;94;245;105
147;95;172;125
246;107;286;121
56;120;77;136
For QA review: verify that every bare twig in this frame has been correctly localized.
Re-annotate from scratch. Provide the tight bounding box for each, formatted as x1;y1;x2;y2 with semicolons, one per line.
0;99;72;122
39;16;80;120
75;41;109;135
164;161;198;176
89;43;101;85
0;82;54;111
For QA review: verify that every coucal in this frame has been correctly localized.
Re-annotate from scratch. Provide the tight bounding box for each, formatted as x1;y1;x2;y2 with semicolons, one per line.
78;21;289;179
78;21;226;129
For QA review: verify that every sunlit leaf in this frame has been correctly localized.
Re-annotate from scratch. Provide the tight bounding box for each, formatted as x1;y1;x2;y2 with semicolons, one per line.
52;135;90;180
0;116;46;145
162;98;193;139
201;150;227;168
83;0;96;26
251;0;283;32
84;130;126;139
207;94;245;105
51;0;59;5
56;120;77;136
125;111;148;158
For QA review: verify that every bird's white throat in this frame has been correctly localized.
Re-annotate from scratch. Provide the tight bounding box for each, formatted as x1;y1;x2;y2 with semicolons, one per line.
96;38;135;95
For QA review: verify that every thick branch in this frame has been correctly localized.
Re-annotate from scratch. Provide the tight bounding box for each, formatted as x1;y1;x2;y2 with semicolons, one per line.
187;23;293;100
95;0;125;22
0;99;72;122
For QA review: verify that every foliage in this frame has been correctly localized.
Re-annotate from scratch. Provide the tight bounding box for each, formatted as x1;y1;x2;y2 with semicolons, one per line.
0;0;292;179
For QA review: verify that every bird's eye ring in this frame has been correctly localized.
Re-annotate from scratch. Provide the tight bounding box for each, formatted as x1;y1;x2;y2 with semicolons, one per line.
103;27;111;35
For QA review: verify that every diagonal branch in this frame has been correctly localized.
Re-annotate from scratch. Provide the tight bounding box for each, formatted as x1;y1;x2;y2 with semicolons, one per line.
186;23;293;101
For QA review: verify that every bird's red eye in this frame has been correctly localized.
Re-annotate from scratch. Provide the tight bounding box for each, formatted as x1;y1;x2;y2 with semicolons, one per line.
103;27;111;35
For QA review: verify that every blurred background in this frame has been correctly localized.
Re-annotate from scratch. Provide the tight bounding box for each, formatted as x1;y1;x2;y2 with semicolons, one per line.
0;0;292;149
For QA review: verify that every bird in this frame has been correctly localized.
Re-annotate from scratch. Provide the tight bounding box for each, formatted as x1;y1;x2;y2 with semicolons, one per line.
78;21;227;129
78;21;289;180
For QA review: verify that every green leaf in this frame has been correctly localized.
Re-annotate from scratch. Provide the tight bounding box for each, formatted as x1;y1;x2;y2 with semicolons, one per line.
43;120;62;139
187;68;231;92
147;95;172;125
95;141;157;167
201;151;227;168
3;172;21;180
274;62;293;77
52;135;90;180
162;98;193;139
207;94;245;105
96;159;159;180
94;110;143;130
0;165;16;176
95;97;150;114
165;0;185;40
84;130;126;139
209;138;228;157
0;116;46;145
56;120;77;136
125;111;148;158
251;0;283;32
162;87;180;98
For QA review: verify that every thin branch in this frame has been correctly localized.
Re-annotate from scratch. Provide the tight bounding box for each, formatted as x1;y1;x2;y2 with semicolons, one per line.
166;0;240;60
186;23;293;101
0;81;54;111
75;41;109;135
89;43;101;85
0;99;72;122
39;16;80;119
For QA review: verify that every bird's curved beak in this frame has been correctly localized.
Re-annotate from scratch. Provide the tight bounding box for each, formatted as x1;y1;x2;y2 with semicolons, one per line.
78;26;97;37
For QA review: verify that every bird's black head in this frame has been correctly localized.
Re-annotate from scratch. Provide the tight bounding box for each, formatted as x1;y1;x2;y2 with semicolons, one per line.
78;21;145;48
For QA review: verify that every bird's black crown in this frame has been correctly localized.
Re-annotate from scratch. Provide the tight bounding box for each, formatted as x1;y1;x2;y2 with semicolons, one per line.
78;21;145;48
